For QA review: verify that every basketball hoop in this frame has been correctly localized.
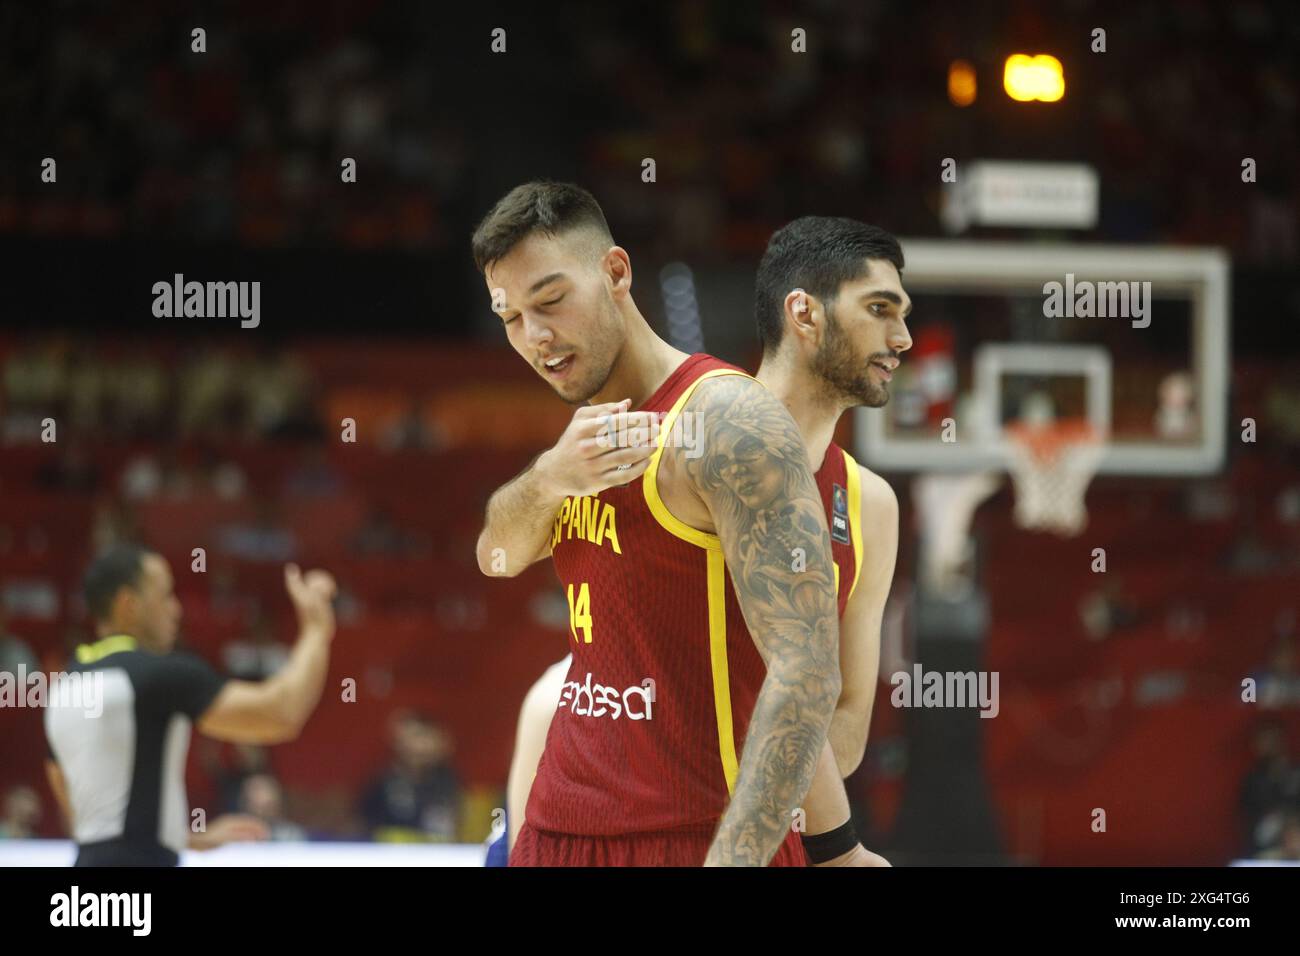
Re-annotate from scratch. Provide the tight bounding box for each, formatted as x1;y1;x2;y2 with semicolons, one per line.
1005;417;1105;536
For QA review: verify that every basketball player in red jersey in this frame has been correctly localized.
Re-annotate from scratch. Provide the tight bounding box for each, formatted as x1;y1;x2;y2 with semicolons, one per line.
752;217;912;864
472;182;844;866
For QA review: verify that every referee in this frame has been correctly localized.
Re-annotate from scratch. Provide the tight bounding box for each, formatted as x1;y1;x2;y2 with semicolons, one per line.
44;544;339;866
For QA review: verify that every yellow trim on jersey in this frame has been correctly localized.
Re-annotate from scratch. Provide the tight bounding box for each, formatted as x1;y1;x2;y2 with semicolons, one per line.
641;367;751;550
843;448;864;602
640;365;752;794
75;634;138;664
707;548;740;795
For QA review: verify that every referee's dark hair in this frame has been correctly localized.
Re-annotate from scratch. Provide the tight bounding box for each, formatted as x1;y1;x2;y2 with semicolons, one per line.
755;216;904;356
83;544;149;624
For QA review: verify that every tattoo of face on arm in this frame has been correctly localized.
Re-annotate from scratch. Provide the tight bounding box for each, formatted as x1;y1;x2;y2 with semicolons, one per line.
679;375;842;865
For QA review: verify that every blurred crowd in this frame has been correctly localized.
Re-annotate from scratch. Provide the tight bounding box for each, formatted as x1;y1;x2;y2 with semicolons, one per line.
0;1;1295;264
1240;720;1300;861
199;709;462;842
1239;627;1300;861
3;338;320;443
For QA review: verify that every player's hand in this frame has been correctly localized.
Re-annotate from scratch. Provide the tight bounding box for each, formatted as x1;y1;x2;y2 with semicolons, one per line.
536;399;659;498
285;563;337;639
812;844;892;867
190;813;271;851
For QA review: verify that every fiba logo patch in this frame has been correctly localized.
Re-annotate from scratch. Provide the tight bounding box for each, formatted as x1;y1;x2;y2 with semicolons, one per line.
830;483;850;545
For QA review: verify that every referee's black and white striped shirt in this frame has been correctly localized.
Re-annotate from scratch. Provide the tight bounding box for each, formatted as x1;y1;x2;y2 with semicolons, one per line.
44;634;228;866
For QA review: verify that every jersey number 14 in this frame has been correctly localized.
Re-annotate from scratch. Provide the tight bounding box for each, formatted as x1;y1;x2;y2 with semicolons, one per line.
566;582;593;644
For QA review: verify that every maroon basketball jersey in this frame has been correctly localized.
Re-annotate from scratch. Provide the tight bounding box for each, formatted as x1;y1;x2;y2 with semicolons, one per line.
814;440;864;617
527;353;864;837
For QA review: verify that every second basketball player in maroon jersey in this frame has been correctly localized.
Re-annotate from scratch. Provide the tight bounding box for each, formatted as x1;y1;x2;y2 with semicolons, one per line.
751;216;913;865
472;182;844;866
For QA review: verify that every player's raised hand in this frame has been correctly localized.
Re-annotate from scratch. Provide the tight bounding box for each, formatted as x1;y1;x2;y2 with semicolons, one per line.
537;399;660;498
284;563;337;639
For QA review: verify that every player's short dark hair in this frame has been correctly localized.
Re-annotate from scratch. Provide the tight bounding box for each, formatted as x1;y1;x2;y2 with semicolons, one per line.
83;545;149;623
470;181;614;274
755;217;904;355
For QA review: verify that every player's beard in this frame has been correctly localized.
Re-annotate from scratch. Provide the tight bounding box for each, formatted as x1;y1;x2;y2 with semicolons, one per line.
811;304;890;409
554;287;624;405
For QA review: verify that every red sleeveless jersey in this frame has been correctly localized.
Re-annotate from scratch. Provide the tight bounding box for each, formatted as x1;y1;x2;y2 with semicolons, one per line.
527;353;865;837
814;439;865;618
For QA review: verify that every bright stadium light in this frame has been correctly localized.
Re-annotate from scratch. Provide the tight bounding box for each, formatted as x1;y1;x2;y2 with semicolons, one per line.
948;60;977;107
1003;53;1065;102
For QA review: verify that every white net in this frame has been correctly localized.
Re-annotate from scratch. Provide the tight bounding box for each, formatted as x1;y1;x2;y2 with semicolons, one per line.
1005;419;1105;536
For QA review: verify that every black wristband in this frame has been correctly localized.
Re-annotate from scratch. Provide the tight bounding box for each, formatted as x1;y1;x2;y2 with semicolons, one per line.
800;819;858;864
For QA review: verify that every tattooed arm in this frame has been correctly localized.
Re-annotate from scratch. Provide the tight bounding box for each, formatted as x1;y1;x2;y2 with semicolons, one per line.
666;374;841;866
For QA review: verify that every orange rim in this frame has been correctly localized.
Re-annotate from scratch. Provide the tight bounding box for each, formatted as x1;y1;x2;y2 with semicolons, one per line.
1005;417;1102;464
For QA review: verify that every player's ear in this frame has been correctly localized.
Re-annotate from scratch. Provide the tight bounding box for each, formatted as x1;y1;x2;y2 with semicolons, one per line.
603;245;632;299
109;585;136;626
785;288;819;341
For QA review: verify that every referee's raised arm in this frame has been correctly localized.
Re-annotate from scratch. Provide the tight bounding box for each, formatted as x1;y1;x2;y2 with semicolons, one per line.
199;564;337;745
